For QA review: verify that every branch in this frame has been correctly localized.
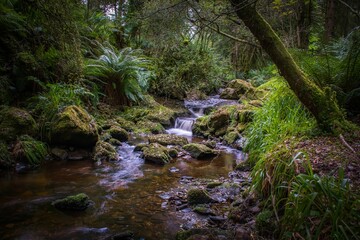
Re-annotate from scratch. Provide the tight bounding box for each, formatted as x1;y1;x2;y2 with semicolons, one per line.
206;23;260;48
336;0;360;20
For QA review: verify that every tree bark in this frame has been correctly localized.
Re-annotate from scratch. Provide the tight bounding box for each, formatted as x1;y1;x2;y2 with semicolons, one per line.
229;0;347;132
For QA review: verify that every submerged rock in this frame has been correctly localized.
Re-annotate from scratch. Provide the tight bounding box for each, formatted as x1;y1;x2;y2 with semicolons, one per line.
0;107;37;141
187;189;213;205
50;105;98;148
148;134;188;146
52;193;91;211
183;143;217;159
142;143;171;165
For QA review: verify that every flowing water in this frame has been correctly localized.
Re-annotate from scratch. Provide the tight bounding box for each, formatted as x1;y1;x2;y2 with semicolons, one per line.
0;97;242;240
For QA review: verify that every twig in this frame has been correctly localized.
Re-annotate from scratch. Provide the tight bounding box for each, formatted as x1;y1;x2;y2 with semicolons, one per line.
339;134;356;154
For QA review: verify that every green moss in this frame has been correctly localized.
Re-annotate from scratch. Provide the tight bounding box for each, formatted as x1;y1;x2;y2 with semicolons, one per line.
238;109;255;123
93;140;118;162
142;143;171;165
187;188;213;205
136;120;165;134
168;148;178;158
108;126;128;142
115;117;137;132
52;193;90;211
134;143;147;151
148;134;188;146
13;135;47;166
206;182;222;189
256;210;275;236
183;143;217;159
224;131;239;144
146;105;176;127
0;141;13;169
51;105;98;147
0;107;38;142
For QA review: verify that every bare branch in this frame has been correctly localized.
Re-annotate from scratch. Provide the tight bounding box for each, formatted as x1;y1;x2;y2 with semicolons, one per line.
336;0;360;20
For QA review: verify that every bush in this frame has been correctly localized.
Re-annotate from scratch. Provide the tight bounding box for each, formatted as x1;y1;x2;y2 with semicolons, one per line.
86;44;153;105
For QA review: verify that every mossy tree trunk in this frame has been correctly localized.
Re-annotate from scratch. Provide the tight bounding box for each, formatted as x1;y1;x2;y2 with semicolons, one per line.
229;0;347;132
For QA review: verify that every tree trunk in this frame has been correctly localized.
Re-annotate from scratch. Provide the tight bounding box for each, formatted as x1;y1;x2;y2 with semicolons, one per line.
325;0;335;42
229;0;347;132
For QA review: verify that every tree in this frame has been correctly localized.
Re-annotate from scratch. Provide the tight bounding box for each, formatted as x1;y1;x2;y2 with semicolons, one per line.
229;0;349;132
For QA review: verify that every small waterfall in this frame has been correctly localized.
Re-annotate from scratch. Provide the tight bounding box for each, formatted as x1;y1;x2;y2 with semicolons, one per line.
174;118;194;131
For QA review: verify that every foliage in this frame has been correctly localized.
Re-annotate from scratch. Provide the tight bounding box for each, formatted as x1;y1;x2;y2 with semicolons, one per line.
244;77;316;164
29;82;98;137
282;170;360;239
246;64;278;87
86;43;153;105
0;141;13;169
13;135;47;166
151;43;231;99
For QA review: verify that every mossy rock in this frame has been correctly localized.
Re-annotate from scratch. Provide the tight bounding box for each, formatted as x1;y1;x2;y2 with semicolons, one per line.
0;107;37;142
93;140;118;162
235;161;252;171
146;105;176;127
108;126;128;142
206;182;222;189
208;109;230;130
0;141;13;169
203;140;216;149
183;143;217;159
236;123;247;133
148;134;188;146
168;148;178;158
187;188;213;205
227;79;254;95
256;210;276;236
238;109;254;123
134;143;148;151
50;105;98;148
224;131;239;144
109;138;122;146
136;120;165;134
52;193;91;211
115;117;137;132
220;87;239;100
142;143;171;165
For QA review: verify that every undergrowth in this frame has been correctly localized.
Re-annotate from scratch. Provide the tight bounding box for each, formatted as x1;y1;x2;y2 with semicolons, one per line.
13;135;47;167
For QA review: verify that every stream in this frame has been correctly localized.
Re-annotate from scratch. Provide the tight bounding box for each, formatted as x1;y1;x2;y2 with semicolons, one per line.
0;97;243;240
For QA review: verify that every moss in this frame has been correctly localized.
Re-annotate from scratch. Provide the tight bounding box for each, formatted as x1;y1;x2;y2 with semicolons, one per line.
146;105;176;127
224;131;239;144
115;116;137;132
168;148;178;158
206;182;222;189
12;135;47;166
0;107;38;142
142;143;171;165
93;140;118;162
238;109;255;123
220;87;239;99
51;105;98;148
0;141;13;169
227;79;254;94
136;120;165;134
109;138;122;146
52;193;91;211
108;126;128;142
183;143;217;159
148;134;188;146
235;161;252;171
255;210;276;236
187;188;213;205
134;143;148;151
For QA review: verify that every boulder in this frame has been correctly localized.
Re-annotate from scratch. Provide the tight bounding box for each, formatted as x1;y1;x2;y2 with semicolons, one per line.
51;147;69;160
52;193;91;211
93;140;118;162
227;79;254;94
224;131;239;144
142;143;171;165
0;107;37;141
50;105;98;148
148;134;188;146
183;143;217;159
146;105;176;127
187;189;213;205
115;117;137;132
220;88;239;100
136;120;165;134
108;126;128;142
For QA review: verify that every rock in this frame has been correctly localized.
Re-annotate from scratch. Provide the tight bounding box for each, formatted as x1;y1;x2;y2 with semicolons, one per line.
255;210;275;236
203;140;216;149
93;140;118;162
52;193;91;211
186;89;207;100
208;109;230;130
238;109;254;123
0;141;13;169
224;131;239;144
187;189;213;205
220;88;239;100
235;161;252;171
50;105;98;148
68;149;90;161
148;134;188;146
168;148;178;158
115;117;137;132
227;79;254;95
206;182;222;189
108;126;128;142
234;227;252;240
109;138;122;146
136;120;165;134
134;143;147;151
193;108;231;137
142;143;171;165
146;105;176;127
193;205;215;215
0;107;37;141
183;143;217;159
51;147;68;160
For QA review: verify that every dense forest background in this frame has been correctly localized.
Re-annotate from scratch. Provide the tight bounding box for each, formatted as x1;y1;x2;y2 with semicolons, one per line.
1;0;360;239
